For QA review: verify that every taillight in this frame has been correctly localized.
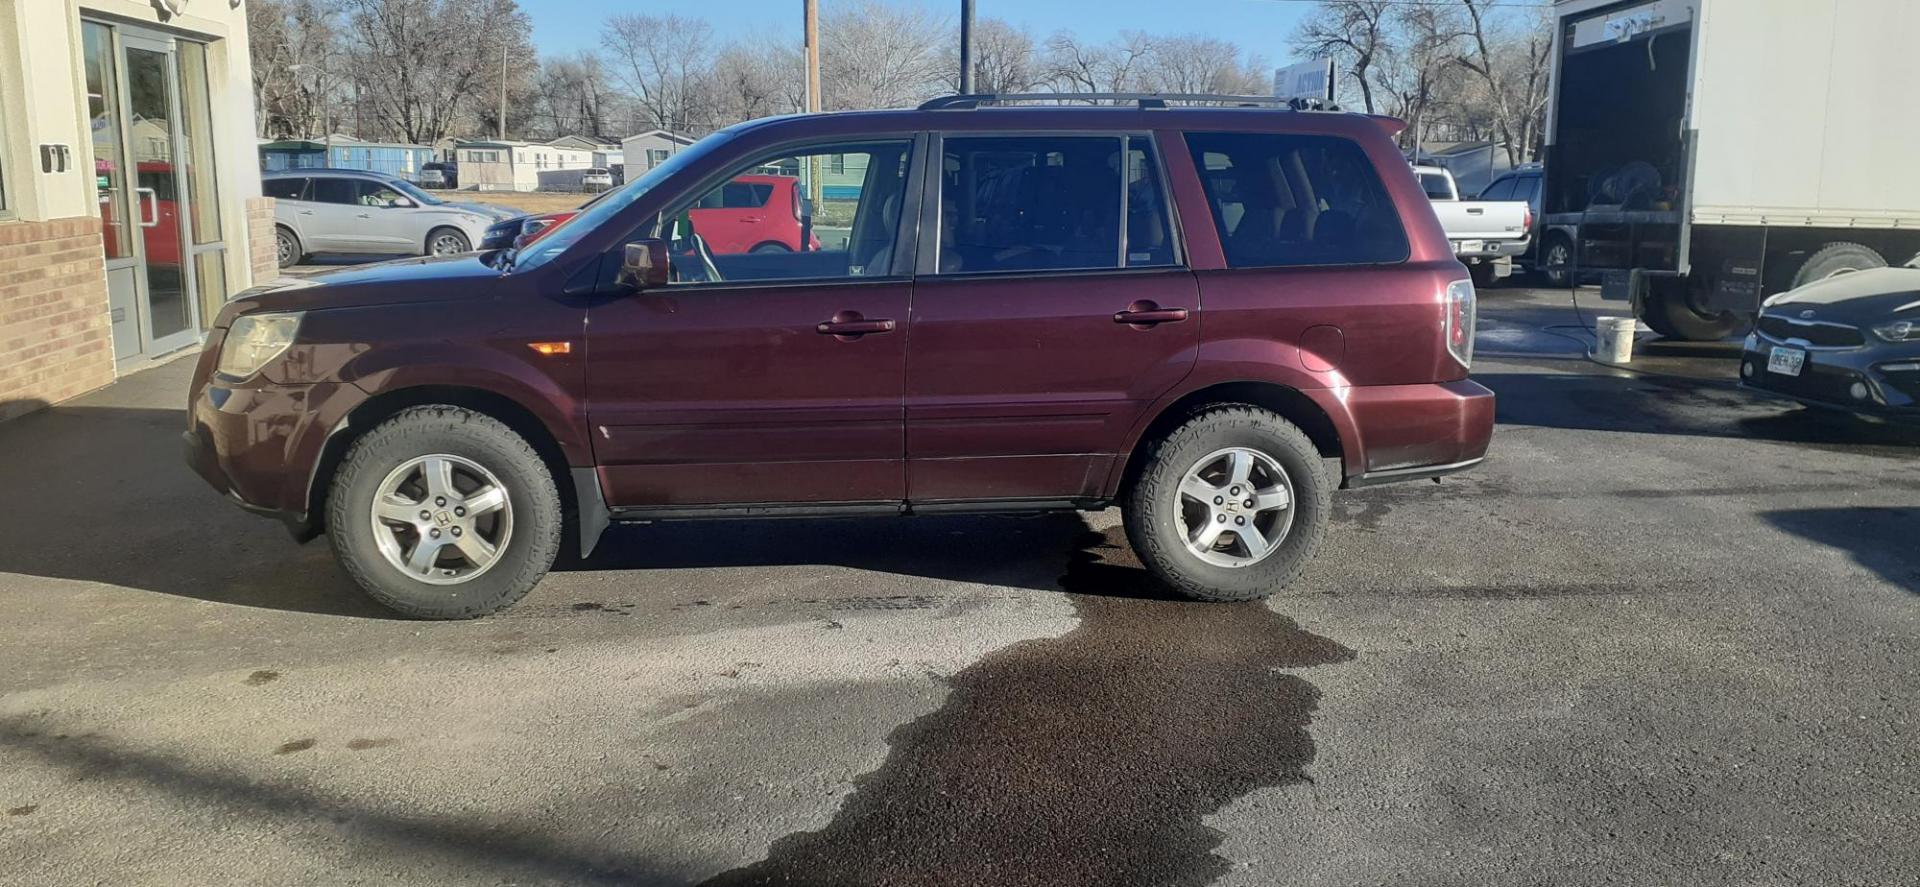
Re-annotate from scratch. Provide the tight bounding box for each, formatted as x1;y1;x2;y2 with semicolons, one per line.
1444;278;1476;369
1522;205;1534;232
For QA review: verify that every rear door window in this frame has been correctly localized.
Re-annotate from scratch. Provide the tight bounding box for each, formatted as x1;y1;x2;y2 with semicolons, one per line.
937;134;1174;274
264;177;307;200
1185;132;1410;268
1480;177;1517;201
309;177;357;205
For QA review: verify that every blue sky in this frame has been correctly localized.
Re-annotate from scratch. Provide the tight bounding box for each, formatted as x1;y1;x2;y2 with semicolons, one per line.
515;0;1315;67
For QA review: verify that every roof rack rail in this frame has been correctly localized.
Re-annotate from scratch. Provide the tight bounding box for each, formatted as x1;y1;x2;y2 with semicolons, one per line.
916;93;1342;112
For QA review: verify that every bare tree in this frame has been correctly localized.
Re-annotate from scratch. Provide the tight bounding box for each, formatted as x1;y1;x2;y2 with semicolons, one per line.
248;0;344;139
1292;0;1393;113
601;13;716;136
1455;1;1553;165
1040;30;1155;95
338;0;533;145
529;53;610;139
710;36;805;125
1138;34;1267;96
1376;4;1470;150
821;0;949;110
945;18;1042;94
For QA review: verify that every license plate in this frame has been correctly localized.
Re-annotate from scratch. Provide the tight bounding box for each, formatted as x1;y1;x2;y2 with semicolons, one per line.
1453;240;1483;253
1767;346;1806;377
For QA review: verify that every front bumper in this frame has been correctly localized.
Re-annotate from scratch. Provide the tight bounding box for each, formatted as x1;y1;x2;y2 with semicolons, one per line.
1740;333;1920;420
183;344;367;537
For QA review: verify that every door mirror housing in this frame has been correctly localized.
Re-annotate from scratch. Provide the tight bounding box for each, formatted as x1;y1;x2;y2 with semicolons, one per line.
618;239;671;290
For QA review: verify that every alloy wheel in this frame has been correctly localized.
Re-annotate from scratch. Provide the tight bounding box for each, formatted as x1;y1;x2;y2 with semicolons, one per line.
431;233;468;256
277;232;295;265
369;454;513;585
1175;447;1295;568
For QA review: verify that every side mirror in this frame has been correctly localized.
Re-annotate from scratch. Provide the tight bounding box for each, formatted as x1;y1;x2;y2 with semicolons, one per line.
617;239;671;290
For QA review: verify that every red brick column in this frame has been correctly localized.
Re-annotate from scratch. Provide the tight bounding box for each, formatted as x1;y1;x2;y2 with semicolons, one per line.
0;218;115;422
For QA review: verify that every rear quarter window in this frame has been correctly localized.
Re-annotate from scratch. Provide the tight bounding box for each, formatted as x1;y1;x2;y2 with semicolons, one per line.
1185;132;1410;269
264;177;306;200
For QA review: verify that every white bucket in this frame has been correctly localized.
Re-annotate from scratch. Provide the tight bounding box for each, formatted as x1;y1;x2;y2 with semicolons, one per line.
1596;317;1637;363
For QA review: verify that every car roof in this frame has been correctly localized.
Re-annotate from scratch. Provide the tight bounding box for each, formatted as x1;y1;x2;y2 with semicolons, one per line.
715;103;1402;143
263;168;400;181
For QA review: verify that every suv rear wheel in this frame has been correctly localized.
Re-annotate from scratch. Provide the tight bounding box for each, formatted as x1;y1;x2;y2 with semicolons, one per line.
1123;406;1330;601
327;406;561;619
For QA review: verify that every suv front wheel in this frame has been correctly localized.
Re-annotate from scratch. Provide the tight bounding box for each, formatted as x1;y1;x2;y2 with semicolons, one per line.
327;406;562;619
1124;406;1330;601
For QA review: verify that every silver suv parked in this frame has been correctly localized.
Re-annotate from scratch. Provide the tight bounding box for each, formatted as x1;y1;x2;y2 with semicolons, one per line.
264;170;514;268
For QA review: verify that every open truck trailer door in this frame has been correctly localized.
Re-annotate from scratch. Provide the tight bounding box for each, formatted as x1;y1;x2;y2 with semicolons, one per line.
1542;0;1920;341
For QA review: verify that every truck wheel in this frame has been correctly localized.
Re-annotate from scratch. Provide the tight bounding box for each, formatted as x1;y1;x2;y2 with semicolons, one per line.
1642;279;1739;341
1539;234;1573;288
1790;242;1885;289
1123;406;1330;602
327;406;562;619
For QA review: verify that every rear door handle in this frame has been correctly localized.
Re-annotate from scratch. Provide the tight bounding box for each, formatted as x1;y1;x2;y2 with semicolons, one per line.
1113;302;1190;327
817;310;896;339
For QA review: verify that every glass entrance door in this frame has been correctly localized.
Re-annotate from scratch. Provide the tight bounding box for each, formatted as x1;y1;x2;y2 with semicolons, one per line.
87;24;203;363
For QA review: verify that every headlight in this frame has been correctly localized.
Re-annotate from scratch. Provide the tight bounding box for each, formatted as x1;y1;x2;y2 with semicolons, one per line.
1872;320;1916;343
217;312;303;378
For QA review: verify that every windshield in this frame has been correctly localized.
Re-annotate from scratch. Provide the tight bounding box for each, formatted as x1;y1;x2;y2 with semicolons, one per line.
389;178;446;206
512;133;728;270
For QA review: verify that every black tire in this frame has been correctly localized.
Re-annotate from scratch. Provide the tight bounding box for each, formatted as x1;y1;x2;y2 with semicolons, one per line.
425;227;471;257
1790;242;1885;289
327;406;561;619
750;242;793;254
1642;278;1739;341
275;226;303;269
1123;406;1331;602
1539;233;1573;288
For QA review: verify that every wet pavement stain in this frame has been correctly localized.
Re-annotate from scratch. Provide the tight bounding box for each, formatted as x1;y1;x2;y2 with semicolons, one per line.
242;670;279;686
345;738;396;751
6;805;36;816
702;526;1355;887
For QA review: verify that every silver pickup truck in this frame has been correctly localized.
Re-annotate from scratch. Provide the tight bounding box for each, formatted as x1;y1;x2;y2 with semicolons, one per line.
1415;165;1532;285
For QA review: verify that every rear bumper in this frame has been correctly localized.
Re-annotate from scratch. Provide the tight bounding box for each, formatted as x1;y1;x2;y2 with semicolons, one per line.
1309;378;1496;488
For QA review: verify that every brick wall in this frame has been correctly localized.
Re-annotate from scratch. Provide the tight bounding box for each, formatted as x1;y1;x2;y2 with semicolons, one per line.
0;218;114;423
246;197;278;287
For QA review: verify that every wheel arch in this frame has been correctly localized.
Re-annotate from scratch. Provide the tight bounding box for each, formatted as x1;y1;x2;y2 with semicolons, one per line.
1111;381;1346;501
305;385;581;548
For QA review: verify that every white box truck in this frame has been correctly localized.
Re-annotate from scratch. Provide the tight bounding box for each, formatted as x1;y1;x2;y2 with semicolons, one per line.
1541;0;1920;340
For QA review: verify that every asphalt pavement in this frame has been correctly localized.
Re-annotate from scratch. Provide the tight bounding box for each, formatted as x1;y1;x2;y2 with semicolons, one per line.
0;286;1915;886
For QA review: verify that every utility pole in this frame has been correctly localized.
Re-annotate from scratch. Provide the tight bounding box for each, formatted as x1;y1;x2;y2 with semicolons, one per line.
803;0;822;206
803;0;820;115
959;0;975;94
498;43;509;140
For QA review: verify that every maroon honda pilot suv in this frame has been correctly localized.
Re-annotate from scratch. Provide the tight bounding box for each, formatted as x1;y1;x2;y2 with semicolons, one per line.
186;95;1494;619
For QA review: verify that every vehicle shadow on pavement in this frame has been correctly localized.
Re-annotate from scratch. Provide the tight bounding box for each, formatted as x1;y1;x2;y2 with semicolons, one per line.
1760;507;1920;595
700;526;1356;886
0;401;393;619
1478;370;1920;454
570;512;1148;596
0;717;672;884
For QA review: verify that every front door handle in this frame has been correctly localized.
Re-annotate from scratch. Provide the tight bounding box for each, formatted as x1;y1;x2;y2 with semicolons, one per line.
135;187;159;228
817;310;896;340
1113;301;1190;327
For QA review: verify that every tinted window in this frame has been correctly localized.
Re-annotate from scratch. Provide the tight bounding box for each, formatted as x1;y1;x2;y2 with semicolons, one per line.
1185;132;1410;268
263;177;306;200
1480;177;1517;201
939;135;1153;274
309;177;356;205
1418;172;1453;200
700;181;773;209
